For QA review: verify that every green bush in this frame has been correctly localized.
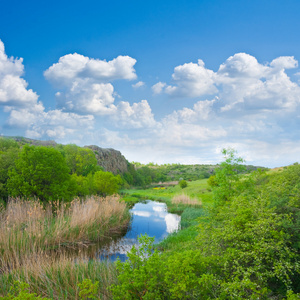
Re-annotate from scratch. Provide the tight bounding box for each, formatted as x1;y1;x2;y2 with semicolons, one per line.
2;280;51;299
179;179;188;189
7;145;74;202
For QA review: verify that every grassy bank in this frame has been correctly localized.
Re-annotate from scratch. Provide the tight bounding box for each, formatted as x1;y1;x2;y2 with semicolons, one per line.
121;178;213;212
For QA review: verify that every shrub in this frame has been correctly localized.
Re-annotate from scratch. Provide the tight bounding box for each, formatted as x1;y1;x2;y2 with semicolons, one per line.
179;179;188;189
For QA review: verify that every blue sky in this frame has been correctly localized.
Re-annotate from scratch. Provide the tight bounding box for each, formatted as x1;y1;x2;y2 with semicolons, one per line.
1;0;300;167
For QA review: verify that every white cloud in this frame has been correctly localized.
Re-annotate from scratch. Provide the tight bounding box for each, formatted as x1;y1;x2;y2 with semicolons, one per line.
218;53;268;79
44;53;137;85
154;52;300;114
270;56;298;70
0;40;38;106
170;98;217;123
164;59;217;97
55;80;117;115
152;60;217;97
216;53;300;112
132;81;145;89
114;100;157;128
152;81;166;94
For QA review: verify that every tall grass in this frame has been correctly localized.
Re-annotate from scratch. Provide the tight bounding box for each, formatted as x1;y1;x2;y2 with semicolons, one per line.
0;253;117;299
171;193;202;206
0;195;130;274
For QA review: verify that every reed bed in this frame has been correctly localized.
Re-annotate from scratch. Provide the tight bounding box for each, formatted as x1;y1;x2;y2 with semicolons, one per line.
171;193;202;206
0;253;117;299
0;195;130;274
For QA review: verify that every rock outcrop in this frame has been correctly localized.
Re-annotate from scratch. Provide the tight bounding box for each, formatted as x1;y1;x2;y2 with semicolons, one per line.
85;145;128;174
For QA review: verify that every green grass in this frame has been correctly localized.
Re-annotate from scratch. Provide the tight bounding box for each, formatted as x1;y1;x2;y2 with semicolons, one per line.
121;178;213;206
0;259;117;299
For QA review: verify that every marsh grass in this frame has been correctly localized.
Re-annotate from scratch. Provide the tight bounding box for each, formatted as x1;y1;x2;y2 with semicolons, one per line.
0;195;130;275
171;193;202;206
0;253;117;299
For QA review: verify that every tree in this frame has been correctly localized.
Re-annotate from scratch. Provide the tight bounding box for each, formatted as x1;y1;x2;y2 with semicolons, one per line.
179;179;188;189
62;144;99;176
7;145;74;202
212;148;245;205
0;138;20;201
93;170;122;196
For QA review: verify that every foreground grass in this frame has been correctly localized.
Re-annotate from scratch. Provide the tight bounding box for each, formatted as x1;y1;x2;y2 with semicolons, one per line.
0;255;117;299
0;195;130;299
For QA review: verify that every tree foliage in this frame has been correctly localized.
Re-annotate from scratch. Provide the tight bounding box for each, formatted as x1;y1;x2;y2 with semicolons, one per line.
93;170;122;196
62;144;100;176
7;145;74;202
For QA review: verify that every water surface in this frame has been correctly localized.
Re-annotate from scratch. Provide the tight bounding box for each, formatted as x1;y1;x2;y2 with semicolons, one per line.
98;200;180;261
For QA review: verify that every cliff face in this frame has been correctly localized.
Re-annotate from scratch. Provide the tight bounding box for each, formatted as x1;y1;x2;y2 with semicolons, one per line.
85;145;128;175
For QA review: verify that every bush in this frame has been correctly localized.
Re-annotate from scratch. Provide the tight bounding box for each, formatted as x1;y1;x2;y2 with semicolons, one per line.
179;179;188;189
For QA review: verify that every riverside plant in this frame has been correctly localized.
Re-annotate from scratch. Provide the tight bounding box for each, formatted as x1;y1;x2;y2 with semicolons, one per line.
0;255;117;299
171;193;202;206
0;195;130;273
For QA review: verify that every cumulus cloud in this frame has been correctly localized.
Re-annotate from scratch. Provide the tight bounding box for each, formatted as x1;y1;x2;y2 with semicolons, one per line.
44;52;159;130
152;81;166;94
152;60;217;97
55;81;117;115
154;52;300;114
6;103;94;142
44;53;137;85
114;100;157;128
170;98;217;123
132;81;145;89
0;40;38;107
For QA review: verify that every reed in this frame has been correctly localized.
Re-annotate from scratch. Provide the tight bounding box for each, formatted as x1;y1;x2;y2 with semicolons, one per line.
0;195;130;273
0;253;117;299
171;193;202;206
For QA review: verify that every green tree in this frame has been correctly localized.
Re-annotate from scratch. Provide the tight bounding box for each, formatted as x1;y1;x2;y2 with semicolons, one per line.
93;170;122;196
179;179;188;189
0;138;20;201
63;144;99;176
212;148;245;206
7;145;74;202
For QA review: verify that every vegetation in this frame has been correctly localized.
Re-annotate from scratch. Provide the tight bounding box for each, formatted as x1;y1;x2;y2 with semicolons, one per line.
1;138;299;299
179;179;188;189
112;149;300;299
0;138;124;203
0;195;129;299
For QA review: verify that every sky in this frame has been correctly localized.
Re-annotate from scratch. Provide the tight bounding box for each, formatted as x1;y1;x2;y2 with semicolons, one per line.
0;0;300;167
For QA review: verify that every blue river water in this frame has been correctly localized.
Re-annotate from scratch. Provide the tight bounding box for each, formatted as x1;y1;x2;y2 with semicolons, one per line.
98;200;181;261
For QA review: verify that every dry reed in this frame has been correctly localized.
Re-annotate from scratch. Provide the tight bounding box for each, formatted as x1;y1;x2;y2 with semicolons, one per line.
0;195;130;274
0;252;117;299
171;193;202;206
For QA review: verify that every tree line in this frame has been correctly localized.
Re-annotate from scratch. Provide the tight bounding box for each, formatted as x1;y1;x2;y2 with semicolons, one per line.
0;138;122;203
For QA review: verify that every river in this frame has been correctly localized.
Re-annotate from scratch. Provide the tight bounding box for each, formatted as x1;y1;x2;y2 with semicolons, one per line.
97;200;181;261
